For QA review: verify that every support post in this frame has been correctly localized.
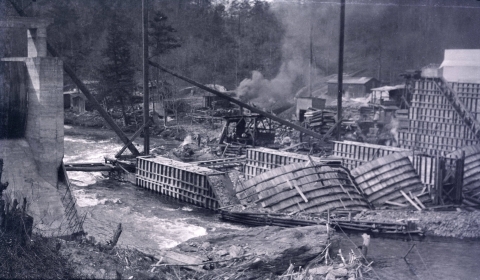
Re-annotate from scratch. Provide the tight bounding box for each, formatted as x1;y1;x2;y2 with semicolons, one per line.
454;151;465;204
142;0;150;155
337;0;345;140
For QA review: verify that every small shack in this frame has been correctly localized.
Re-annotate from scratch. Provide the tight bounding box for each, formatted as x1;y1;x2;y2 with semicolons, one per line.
327;77;380;98
64;89;86;113
370;85;405;107
295;97;326;122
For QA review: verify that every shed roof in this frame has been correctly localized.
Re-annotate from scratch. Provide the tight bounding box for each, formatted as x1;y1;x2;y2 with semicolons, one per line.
371;85;405;91
327;77;377;85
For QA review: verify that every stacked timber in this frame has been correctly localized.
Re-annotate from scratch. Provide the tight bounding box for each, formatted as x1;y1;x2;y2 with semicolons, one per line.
304;109;336;134
350;152;430;208
447;145;480;209
136;156;239;209
244;147;342;180
236;161;369;214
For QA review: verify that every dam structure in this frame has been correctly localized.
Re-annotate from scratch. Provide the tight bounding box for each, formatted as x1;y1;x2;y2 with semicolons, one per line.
0;17;82;236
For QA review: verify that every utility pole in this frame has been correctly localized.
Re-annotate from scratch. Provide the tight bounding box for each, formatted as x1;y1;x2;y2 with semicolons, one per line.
142;0;150;155
337;0;345;140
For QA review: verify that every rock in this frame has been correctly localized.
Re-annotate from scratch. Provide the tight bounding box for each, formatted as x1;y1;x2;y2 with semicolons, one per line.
216;249;229;256
331;267;348;277
228;245;244;258
325;272;336;280
309;266;331;275
201;242;212;251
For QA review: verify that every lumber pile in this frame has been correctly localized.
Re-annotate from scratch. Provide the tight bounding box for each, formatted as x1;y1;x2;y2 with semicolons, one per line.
304;109;336;134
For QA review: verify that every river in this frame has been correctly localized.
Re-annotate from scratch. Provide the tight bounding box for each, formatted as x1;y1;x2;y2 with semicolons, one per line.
64;126;480;279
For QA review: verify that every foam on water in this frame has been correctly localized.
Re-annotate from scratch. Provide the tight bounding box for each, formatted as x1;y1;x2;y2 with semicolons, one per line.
125;213;208;249
68;171;104;187
73;189;121;207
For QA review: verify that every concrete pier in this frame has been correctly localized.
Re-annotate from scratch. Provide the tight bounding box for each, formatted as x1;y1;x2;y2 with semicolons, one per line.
0;17;81;236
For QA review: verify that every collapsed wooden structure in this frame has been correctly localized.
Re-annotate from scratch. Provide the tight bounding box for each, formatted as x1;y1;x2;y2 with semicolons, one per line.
237;161;369;213
333;72;480;208
350;152;429;208
136;156;239;209
244;147;342;180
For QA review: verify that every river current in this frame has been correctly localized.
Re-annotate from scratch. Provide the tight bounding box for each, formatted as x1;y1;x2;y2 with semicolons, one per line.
64;126;480;279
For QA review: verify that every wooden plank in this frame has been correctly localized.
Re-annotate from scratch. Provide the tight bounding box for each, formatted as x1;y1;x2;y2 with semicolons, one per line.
400;190;422;211
287;180;306;203
409;191;426;209
385;201;408;207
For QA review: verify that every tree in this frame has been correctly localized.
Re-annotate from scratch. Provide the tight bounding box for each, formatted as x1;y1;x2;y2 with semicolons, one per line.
149;10;181;58
98;13;136;126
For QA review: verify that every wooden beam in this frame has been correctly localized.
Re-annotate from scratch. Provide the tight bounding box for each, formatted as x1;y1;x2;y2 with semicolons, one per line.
115;120;151;158
409;191;426;209
385;201;408;207
287;180;308;203
400;190;422;211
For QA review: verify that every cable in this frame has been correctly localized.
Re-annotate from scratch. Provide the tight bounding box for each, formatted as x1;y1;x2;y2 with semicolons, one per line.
407;230;434;279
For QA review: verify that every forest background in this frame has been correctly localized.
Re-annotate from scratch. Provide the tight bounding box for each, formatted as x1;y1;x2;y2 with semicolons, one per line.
1;0;480;113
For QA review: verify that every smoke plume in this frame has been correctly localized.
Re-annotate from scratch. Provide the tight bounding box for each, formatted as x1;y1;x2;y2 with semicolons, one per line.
236;57;305;108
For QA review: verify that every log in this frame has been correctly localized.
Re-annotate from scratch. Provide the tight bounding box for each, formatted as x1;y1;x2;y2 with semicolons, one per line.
155;251;207;272
103;223;122;251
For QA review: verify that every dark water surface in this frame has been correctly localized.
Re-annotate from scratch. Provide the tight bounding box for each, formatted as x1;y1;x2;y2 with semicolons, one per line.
64;126;480;279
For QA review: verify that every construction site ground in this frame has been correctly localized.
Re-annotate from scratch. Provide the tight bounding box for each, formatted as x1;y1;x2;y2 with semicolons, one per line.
52;121;480;279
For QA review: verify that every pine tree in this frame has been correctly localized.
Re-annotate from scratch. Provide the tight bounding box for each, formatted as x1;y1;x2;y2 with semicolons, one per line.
148;11;181;58
98;13;136;126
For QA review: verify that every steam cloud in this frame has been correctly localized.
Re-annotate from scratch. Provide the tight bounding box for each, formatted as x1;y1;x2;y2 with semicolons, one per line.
236;58;305;108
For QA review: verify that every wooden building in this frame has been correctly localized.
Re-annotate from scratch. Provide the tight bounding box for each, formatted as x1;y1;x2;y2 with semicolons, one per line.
439;49;480;83
327;77;380;98
63;90;86;113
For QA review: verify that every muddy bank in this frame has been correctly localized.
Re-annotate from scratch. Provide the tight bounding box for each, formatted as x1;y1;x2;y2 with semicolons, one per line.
351;209;480;239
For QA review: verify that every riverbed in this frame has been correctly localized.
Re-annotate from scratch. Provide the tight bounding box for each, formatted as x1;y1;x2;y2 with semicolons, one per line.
64;125;480;279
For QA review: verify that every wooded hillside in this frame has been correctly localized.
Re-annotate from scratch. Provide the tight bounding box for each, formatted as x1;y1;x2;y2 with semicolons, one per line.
2;0;480;105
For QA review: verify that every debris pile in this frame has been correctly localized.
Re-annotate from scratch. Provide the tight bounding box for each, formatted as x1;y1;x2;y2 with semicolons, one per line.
153;225;337;279
304;108;336;134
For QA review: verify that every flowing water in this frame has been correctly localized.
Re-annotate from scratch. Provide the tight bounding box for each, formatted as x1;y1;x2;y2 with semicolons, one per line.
63;126;244;256
64;126;480;279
